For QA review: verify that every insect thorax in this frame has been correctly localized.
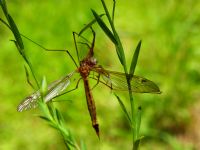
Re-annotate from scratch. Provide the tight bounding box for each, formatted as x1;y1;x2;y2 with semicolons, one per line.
79;57;97;78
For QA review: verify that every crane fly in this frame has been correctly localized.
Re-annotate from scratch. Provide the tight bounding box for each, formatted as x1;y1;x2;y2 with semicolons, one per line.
17;29;160;138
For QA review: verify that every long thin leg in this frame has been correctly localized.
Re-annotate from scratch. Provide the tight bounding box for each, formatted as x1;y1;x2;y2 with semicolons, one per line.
21;34;78;67
24;65;35;89
77;42;90;49
87;27;96;57
52;78;82;99
90;73;101;90
73;32;80;65
73;30;95;62
90;27;96;48
89;76;113;90
73;32;91;44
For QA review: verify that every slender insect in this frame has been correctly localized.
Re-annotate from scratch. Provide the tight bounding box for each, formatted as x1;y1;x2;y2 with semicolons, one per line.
17;28;160;138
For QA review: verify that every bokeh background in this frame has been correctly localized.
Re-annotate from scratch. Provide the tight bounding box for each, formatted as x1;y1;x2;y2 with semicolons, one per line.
1;0;200;149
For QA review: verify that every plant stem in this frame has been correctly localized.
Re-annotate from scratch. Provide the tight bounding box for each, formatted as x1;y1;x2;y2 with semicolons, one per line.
100;0;136;147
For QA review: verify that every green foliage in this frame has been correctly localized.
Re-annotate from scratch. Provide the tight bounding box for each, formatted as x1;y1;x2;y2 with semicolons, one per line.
0;1;82;149
129;40;141;75
92;1;158;149
0;0;199;150
38;99;80;150
91;9;118;45
0;0;24;56
115;94;131;124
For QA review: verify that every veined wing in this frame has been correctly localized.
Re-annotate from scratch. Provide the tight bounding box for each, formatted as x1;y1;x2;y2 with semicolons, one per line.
93;68;160;93
17;71;75;112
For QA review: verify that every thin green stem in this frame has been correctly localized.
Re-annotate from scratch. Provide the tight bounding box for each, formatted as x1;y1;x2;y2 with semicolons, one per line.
100;0;136;148
0;17;39;88
128;79;135;141
100;0;127;69
100;0;134;116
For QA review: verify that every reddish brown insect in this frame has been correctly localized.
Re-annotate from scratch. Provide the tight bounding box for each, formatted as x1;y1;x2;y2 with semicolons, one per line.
18;29;160;137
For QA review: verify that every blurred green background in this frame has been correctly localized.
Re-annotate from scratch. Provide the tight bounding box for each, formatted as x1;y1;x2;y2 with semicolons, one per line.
1;0;200;149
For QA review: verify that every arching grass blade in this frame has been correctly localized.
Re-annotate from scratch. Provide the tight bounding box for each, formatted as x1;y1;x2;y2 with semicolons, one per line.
115;94;131;124
91;9;117;45
129;40;142;75
78;13;105;36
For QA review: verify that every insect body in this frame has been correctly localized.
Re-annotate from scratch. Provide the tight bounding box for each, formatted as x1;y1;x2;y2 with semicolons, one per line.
17;29;160;137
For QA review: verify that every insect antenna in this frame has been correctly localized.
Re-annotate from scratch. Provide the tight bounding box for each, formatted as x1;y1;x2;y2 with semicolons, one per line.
73;31;93;64
89;27;96;57
74;26;96;60
24;65;35;89
52;77;82;99
90;73;101;90
77;42;90;49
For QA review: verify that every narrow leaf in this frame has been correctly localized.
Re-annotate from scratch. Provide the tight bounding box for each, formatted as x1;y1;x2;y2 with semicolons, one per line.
10;40;22;55
38;99;51;118
38;115;51;123
129;40;142;75
111;0;116;22
0;0;24;50
55;108;63;125
115;45;123;67
10;39;29;64
7;14;24;50
115;94;131;124
78;14;105;36
0;0;8;16
49;123;59;130
91;9;117;45
91;9;125;67
47;102;55;118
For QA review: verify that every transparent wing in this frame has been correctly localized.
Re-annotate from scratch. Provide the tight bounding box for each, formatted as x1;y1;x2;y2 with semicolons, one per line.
93;68;160;93
17;71;75;112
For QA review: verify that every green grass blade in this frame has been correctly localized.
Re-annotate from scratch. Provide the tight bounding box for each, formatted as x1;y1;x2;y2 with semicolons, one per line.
0;0;8;16
7;14;24;50
115;94;132;124
92;9;125;65
1;0;30;72
10;40;29;66
38;115;52;123
78;13;104;36
111;0;116;22
47;103;55;118
91;9;117;45
55;108;63;125
1;0;24;50
129;40;141;75
115;46;124;66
